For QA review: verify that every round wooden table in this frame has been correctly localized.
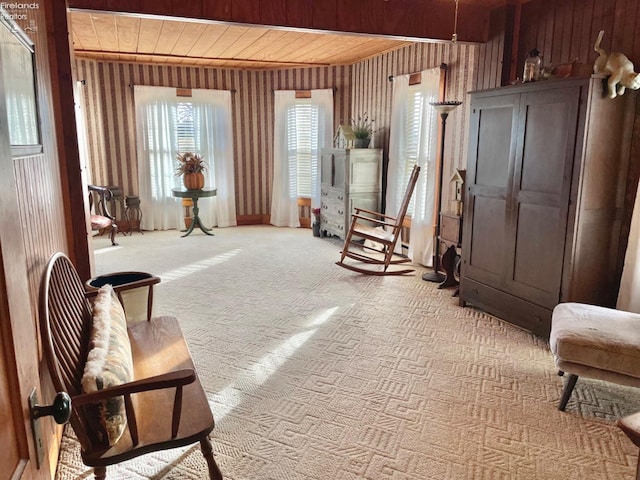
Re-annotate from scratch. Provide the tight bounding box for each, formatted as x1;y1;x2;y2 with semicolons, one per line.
171;188;217;237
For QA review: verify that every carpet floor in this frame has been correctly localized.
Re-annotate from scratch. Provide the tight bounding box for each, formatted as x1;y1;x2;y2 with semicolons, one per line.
56;226;640;479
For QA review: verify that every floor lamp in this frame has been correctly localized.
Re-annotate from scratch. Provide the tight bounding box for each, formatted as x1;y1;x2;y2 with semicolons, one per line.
422;100;462;283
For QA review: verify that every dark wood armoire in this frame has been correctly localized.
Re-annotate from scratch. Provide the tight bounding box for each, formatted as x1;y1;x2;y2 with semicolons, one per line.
460;77;637;338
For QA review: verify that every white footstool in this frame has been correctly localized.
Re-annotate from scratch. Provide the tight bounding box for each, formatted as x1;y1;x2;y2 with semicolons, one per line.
550;302;640;411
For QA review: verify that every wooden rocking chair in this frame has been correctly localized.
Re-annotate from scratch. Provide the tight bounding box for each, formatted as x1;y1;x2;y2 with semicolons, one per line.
336;164;420;275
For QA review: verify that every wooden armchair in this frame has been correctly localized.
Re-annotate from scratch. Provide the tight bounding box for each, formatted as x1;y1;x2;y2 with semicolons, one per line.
89;185;118;246
39;252;222;480
336;164;420;275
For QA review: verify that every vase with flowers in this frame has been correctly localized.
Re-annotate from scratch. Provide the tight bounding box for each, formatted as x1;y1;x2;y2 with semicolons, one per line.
175;152;207;190
350;113;375;148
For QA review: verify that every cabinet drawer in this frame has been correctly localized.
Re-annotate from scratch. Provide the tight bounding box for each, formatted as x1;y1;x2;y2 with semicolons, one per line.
460;277;551;337
440;213;462;245
321;185;346;202
321;215;346;238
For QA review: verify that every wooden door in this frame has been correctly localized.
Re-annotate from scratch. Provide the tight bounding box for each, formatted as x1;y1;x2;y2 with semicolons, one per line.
504;86;581;308
462;92;519;289
0;18;51;480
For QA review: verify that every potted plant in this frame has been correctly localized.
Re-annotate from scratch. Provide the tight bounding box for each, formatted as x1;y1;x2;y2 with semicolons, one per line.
350;113;375;148
176;152;206;190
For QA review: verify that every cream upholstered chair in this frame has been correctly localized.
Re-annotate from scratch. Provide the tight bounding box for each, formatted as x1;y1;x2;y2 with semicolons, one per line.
549;302;640;411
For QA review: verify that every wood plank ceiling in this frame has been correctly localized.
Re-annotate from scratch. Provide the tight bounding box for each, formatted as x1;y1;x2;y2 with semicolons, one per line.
69;0;512;69
70;11;414;69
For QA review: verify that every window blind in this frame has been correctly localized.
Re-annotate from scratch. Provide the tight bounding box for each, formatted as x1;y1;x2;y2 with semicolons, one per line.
286;103;320;197
404;87;423;215
402;84;438;215
177;102;196;154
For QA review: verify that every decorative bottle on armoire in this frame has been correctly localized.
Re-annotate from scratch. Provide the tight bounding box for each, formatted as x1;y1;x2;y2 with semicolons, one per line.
523;49;542;82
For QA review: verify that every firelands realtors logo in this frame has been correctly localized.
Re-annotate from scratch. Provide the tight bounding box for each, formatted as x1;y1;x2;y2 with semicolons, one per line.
1;3;39;32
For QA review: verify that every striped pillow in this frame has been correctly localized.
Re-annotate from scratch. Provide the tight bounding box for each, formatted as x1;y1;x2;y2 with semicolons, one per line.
81;284;134;446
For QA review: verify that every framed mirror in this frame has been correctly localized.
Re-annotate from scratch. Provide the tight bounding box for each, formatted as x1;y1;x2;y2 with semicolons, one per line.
0;7;41;155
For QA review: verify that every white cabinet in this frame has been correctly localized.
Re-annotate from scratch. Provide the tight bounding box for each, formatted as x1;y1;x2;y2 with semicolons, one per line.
320;148;382;239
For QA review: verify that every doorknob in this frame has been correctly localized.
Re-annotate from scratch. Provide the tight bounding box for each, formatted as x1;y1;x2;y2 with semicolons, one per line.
29;389;72;469
31;391;72;424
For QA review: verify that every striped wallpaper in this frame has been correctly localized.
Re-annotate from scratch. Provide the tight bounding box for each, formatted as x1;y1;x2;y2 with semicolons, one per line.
76;40;477;222
351;41;478;209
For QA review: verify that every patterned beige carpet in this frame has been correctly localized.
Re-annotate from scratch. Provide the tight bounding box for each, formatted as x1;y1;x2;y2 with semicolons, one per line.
56;226;640;480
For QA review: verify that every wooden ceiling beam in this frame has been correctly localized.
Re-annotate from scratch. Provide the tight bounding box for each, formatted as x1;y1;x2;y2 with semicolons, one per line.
68;0;492;43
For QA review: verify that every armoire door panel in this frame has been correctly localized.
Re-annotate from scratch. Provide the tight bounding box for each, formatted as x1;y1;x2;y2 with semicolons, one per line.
467;195;507;279
321;153;334;185
510;203;564;306
333;153;346;188
519;100;575;195
349;154;381;193
505;86;580;307
475;106;514;188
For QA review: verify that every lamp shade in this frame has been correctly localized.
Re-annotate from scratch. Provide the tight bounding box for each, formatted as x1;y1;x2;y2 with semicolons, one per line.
430;101;462;114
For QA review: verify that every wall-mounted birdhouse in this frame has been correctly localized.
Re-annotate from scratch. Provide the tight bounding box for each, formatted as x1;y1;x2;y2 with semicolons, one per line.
450;169;466;216
333;124;357;149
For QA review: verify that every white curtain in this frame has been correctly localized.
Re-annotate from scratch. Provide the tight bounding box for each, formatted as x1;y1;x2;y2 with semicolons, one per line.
386;67;441;266
271;89;333;227
74;81;92;185
135;86;180;231
134;86;236;231
191;89;237;227
618;185;640;312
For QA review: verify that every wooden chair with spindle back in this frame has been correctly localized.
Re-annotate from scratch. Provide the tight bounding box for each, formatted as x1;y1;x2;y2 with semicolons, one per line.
39;252;222;480
88;185;118;246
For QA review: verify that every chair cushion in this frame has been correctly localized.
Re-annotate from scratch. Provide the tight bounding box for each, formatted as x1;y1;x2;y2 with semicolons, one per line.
81;284;134;446
550;302;640;379
91;214;112;230
353;223;394;242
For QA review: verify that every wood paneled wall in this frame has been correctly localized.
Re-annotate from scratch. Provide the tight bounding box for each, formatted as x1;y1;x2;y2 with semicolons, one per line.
67;0;490;43
517;0;640;81
475;0;640;90
76;60;352;220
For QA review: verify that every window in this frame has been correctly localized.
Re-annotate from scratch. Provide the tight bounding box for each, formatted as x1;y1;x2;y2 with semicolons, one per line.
177;102;195;155
1;9;41;155
286;103;321;197
387;67;441;265
403;85;438;216
271;89;333;227
134;86;237;230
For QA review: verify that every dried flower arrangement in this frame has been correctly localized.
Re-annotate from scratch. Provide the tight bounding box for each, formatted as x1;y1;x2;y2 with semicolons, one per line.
175;152;206;176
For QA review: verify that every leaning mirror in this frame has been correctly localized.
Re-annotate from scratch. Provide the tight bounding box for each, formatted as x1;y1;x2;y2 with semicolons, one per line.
0;7;40;151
